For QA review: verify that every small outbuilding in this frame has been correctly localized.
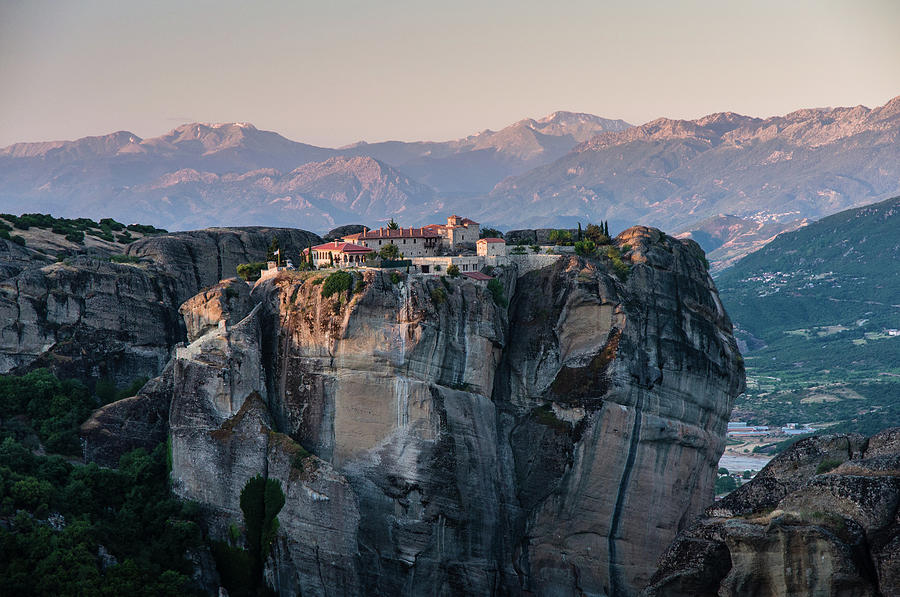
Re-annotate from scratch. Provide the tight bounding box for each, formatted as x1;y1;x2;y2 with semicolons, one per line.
476;237;506;257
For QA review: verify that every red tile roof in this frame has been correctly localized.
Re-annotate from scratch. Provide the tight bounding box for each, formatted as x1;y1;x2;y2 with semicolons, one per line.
343;227;440;240
477;237;505;244
305;242;374;254
463;271;494;281
460;218;479;226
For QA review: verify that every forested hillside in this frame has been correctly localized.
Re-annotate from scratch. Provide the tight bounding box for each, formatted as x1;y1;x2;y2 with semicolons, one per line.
716;196;900;433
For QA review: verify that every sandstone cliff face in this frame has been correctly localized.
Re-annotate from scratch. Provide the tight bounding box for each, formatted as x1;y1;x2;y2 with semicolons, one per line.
0;255;181;382
644;429;900;597
158;226;744;596
126;227;320;303
0;227;320;384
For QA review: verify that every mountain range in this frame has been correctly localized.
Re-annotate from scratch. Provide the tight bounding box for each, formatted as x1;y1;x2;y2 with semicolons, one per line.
482;96;900;233
1;96;899;258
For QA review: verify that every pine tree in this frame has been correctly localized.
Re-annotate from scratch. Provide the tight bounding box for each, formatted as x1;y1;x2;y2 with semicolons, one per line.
388;218;400;230
267;236;280;263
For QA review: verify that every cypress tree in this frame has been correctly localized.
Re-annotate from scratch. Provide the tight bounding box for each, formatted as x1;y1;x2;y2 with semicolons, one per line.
577;222;582;240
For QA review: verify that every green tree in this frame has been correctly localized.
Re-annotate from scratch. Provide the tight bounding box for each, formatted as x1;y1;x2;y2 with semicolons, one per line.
321;271;355;298
266;236;280;264
447;264;460;278
387;218;400;230
584;223;609;244
487;278;507;308
379;243;402;261
715;475;737;495
238;476;285;591
549;229;573;245
480;228;503;239
574;240;596;257
236;262;266;281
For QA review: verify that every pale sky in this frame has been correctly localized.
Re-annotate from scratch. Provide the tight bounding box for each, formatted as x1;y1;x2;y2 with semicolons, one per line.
1;0;898;148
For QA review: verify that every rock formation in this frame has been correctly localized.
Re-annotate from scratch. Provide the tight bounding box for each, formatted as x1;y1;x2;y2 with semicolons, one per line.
0;227;320;383
130;226;745;596
644;429;900;597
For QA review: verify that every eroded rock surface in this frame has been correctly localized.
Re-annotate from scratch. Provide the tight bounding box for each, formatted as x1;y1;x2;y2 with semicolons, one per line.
0;227;319;383
644;429;900;597
147;226;744;596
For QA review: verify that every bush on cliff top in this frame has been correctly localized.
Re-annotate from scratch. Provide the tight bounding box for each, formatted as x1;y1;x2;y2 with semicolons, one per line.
321;270;355;298
236;262;266;281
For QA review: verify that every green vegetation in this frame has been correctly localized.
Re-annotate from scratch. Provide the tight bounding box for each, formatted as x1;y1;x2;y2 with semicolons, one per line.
717;196;900;433
211;476;285;597
510;246;527;255
440;276;454;294
487;278;508;308
605;246;630;281
265;236;280;264
0;442;204;596
447;264;460;278
816;458;843;474
390;271;403;285
236;262;266;281
0;213;166;245
94;377;148;405
715;474;738;495
109;254;141;264
290;444;311;469
583;222;611;244
574;239;596;256
531;404;571;433
0;369;96;456
126;223;167;235
387;218;400;230
0;370;205;596
480;228;503;239
378;243;402;261
321;270;355;298
430;286;447;305
549;229;573;245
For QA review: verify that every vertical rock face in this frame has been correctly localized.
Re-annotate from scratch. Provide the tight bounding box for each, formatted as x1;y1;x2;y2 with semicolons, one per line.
154;226;744;596
0;227;320;383
0;255;182;381
644;429;900;597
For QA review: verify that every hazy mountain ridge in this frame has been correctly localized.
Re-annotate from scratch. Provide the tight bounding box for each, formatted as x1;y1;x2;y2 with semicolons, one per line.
0;112;630;228
481;95;900;234
124;155;441;231
676;214;808;272
2;97;899;241
340;111;631;192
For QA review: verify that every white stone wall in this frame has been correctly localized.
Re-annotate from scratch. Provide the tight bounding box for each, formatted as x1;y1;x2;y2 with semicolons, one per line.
477;242;507;257
358;237;438;257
